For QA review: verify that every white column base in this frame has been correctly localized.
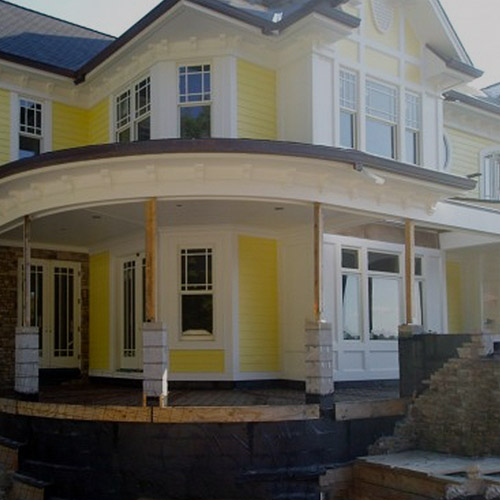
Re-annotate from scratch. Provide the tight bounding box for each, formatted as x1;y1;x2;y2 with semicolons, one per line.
15;326;39;395
142;322;168;401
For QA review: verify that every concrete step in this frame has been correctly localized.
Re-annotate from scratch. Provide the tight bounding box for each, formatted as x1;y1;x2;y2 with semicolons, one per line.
0;436;25;472
8;472;51;500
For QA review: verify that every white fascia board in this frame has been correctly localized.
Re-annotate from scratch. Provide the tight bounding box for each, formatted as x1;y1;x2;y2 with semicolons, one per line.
440;231;500;251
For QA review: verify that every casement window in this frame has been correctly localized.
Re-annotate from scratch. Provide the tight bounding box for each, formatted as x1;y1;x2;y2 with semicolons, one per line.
178;64;211;139
180;248;213;336
365;80;398;159
115;76;151;143
405;92;421;165
341;248;362;340
339;69;358;148
481;152;500;200
19;98;42;158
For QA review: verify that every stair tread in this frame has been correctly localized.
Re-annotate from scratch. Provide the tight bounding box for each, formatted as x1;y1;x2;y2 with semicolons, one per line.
12;471;52;488
0;435;25;450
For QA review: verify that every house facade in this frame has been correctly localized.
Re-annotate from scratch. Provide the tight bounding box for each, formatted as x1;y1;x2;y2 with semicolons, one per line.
0;0;499;396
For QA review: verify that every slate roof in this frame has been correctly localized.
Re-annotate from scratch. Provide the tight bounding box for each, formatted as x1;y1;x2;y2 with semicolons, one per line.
0;0;114;75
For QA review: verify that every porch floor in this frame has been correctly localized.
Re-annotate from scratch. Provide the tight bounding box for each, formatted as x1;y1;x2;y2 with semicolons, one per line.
35;381;400;407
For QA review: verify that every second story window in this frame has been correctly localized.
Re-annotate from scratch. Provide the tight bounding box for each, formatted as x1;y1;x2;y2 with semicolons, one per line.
115;76;151;143
482;151;500;200
366;80;398;159
405;92;421;165
19;98;42;159
339;69;358;148
178;64;211;139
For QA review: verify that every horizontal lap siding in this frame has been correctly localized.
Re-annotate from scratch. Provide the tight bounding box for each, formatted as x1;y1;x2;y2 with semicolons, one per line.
237;60;277;140
53;102;89;150
170;350;225;373
238;236;280;373
89;98;110;145
0;89;10;165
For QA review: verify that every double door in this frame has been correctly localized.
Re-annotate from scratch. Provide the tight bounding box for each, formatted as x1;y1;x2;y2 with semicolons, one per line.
20;260;81;369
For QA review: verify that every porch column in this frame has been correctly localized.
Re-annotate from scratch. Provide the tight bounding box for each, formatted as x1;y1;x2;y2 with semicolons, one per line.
305;203;334;409
15;215;39;396
142;198;168;407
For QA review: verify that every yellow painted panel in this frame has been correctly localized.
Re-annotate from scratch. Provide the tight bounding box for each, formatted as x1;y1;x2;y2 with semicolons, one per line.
89;98;110;144
364;0;400;50
170;350;225;373
89;252;110;371
405;63;421;84
239;235;279;373
446;261;463;333
337;39;359;63
405;20;421;58
52;102;89;151
0;88;10;165
445;127;496;197
237;60;277;140
366;48;399;77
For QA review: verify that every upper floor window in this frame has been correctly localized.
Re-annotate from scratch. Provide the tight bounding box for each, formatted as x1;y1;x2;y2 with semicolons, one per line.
405;92;421;165
19;98;42;159
365;80;398;159
115;76;151;143
178;64;211;139
482;151;500;200
339;69;358;148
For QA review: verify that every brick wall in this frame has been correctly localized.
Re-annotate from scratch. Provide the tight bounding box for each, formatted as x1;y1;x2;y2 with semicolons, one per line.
0;246;89;390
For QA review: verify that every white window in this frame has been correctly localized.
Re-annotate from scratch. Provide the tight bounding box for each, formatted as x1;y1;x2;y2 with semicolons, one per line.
405;92;421;165
414;256;424;326
178;64;211;139
19;98;43;159
339;69;358;148
365;80;398;159
180;248;213;336
115;76;151;143
482;151;500;200
341;248;362;340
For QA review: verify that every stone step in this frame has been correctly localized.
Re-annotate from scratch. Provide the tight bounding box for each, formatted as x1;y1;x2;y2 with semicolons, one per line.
0;436;25;472
8;472;51;500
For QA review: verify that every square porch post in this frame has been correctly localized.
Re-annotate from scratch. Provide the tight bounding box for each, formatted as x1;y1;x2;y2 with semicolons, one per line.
305;203;334;409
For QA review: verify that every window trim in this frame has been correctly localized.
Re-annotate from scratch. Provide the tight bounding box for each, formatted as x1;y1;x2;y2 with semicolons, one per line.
480;147;500;200
404;91;421;165
339;69;358;149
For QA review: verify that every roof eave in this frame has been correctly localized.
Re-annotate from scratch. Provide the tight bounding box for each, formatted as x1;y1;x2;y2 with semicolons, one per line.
426;44;483;79
444;90;500;117
0;50;76;79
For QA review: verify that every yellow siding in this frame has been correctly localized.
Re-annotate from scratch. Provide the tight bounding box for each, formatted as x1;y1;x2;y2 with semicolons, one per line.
237;60;277;140
89;98;110;145
337;39;359;63
366;48;399;77
52;102;89;151
446;261;463;333
446;127;496;197
89;252;111;371
364;0;400;50
405;20;421;58
0;89;10;165
170;350;225;373
239;235;279;373
405;63;421;84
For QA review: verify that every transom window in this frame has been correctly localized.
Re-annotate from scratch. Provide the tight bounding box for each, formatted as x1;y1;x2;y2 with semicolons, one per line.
481;152;500;200
405;92;421;165
178;64;211;139
339;69;358;148
365;80;398;159
115;76;151;143
19;98;42;159
180;248;213;336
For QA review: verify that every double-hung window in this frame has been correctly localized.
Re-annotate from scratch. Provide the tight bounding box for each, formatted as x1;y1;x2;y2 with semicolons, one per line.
365;80;398;159
339;69;358;148
405;92;421;165
178;64;211;139
482;152;500;200
19;98;42;159
180;248;213;336
115;76;151;143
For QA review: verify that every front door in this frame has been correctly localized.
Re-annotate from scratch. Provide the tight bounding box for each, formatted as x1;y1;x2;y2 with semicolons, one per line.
20;260;81;369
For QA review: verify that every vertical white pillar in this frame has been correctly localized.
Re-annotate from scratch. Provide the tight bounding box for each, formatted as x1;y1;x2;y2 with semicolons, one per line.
142;322;168;405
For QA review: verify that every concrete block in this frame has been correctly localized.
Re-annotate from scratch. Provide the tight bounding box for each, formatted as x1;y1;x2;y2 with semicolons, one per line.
143;347;168;364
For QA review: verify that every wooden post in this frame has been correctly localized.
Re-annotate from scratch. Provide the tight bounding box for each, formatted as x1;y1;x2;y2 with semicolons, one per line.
23;215;31;328
145;198;157;323
313;202;323;322
405;219;415;325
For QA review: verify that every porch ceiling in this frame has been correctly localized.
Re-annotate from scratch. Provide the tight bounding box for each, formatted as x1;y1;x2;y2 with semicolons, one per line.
0;198;383;250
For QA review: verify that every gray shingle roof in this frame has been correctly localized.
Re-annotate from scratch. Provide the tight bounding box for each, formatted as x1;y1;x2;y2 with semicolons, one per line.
0;0;114;73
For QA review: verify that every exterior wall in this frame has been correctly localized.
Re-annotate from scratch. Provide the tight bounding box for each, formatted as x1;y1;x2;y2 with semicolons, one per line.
238;236;279;373
170;350;224;373
0;88;10;165
89;98;110;145
237;60;277;140
52;102;89;151
446;260;464;333
0;246;89;389
89;252;110;371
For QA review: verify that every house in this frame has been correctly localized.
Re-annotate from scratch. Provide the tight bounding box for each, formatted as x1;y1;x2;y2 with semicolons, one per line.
0;0;499;403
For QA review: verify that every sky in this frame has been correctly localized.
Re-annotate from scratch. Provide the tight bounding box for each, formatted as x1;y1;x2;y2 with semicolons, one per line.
4;0;500;90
